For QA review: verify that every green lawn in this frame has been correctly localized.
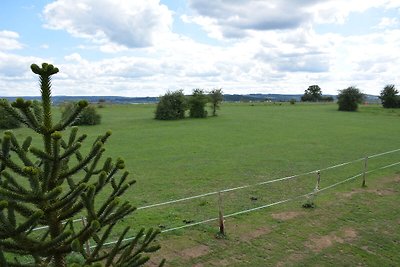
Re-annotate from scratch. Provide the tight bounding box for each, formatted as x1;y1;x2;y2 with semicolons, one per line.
5;102;400;266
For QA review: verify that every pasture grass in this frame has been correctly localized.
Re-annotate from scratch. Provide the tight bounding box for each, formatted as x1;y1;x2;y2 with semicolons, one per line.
5;102;400;265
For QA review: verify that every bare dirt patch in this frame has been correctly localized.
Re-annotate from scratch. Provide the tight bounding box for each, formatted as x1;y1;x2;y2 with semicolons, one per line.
276;253;305;267
379;175;400;184
343;227;357;239
240;226;271;242
271;211;305;221
181;244;210;260
305;227;358;252
340;188;398;198
215;259;230;266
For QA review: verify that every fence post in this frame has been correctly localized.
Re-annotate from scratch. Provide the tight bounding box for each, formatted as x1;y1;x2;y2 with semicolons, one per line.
81;216;91;255
362;156;368;187
218;191;225;236
315;170;321;191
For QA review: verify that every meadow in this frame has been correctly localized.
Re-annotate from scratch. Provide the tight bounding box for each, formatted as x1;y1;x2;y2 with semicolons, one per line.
9;102;400;266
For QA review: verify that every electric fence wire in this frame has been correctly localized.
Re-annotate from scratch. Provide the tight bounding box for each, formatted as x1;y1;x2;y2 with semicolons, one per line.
96;160;400;248
31;147;400;232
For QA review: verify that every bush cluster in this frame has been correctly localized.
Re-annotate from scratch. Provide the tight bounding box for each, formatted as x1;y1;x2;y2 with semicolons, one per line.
155;89;223;120
154;90;187;120
337;86;364;111
61;102;101;125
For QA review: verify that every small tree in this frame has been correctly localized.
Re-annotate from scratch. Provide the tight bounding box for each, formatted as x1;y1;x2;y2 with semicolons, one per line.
208;89;223;116
61;102;101;125
189;89;208;118
379;84;400;108
0;103;21;129
155;90;187;120
301;85;322;102
0;63;161;266
337;86;364;111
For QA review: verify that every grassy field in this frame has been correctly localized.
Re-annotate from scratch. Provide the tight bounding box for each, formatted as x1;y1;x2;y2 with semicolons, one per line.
6;102;400;266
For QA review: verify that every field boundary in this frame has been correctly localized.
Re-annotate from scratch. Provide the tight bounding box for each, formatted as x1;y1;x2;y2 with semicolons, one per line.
31;147;400;233
98;159;400;247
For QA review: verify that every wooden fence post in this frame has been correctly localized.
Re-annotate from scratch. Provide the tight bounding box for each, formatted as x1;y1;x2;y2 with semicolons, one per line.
218;192;225;236
81;216;91;255
315;170;321;191
362;156;368;187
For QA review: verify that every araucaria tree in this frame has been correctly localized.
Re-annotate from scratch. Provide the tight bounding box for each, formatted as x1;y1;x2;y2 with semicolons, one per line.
379;84;400;108
208;89;223;116
189;89;208;118
0;63;161;266
337;86;364;111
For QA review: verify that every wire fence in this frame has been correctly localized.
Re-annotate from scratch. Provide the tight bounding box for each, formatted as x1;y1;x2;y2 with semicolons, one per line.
15;148;400;263
29;147;400;233
98;159;400;247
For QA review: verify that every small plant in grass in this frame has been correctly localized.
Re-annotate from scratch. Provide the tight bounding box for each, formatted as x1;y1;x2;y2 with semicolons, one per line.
61;102;101;125
0;63;162;266
302;190;317;209
215;232;227;239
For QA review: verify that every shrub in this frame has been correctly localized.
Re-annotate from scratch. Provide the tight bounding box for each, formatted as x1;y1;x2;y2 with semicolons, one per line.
189;89;208;118
289;99;296;105
337;86;364;111
155;90;187;120
379;84;400;108
0;100;21;129
61;102;101;125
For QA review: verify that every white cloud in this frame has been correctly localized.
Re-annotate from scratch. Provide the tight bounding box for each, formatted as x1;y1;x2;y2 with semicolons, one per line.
43;0;173;49
186;0;319;39
2;1;400;97
0;52;47;96
0;30;23;50
375;17;400;29
187;0;400;38
0;52;42;77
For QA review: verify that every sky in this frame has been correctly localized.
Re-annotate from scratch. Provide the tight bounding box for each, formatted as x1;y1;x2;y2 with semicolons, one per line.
0;0;400;97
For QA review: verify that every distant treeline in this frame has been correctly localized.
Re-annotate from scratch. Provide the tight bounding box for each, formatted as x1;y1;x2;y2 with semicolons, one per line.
1;93;380;104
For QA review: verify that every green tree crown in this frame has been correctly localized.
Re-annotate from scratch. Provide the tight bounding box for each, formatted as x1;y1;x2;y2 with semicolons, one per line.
337;86;364;111
188;89;208;118
301;85;322;102
379;84;400;108
208;89;223;116
154;90;187;120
